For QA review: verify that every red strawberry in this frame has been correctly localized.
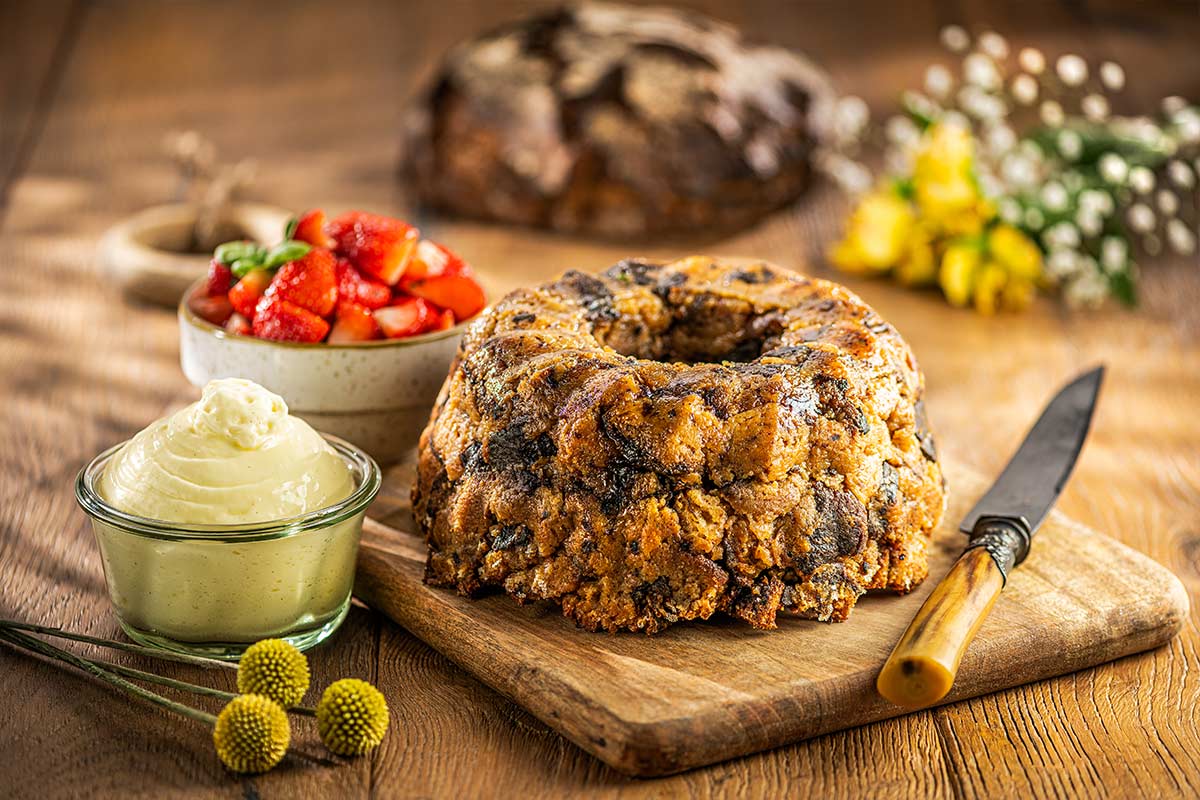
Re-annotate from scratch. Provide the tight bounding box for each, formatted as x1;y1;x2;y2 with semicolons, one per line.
328;302;383;343
252;295;330;343
404;271;486;322
429;308;456;332
326;211;418;285
335;258;391;309
266;247;338;317
224;313;252;336
374;296;435;338
206;260;233;296
189;293;233;326
292;209;334;248
405;239;460;281
228;269;273;319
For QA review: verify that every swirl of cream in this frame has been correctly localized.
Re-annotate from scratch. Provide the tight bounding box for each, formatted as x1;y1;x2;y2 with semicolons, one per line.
99;379;355;524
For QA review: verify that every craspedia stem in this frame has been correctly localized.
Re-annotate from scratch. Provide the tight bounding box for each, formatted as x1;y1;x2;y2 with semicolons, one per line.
0;620;235;670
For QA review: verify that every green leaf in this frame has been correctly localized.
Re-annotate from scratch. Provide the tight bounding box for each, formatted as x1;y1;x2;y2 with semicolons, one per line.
214;240;265;266
230;258;263;279
284;217;299;240
262;239;312;270
1107;269;1138;307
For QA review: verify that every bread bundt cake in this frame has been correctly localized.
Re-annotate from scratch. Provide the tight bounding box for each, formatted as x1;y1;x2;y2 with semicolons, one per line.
413;257;945;633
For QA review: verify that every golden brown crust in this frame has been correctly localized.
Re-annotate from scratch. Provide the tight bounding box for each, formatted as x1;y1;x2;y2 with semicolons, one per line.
414;257;945;633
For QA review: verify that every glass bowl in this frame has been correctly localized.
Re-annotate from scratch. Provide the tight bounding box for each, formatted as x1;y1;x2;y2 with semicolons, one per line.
75;434;381;660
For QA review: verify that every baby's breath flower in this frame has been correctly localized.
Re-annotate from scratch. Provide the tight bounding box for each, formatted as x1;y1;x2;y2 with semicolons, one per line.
316;679;390;757
1010;74;1039;105
1018;47;1046;74
978;31;1009;60
1024;206;1046;230
1082;94;1110;122
986;123;1016;154
885;115;920;146
1044;221;1081;250
1056;129;1083;161
1167;160;1195;189
1127;203;1156;233
1101;237;1128;272
1064;269;1109;309
1040;181;1069;211
237;639;311;708
963;53;1001;90
832;96;870;144
1098;153;1128;185
999;198;1022;224
1076;209;1103;237
1002;153;1038;188
1099;61;1125;91
1156;189;1179;216
1079;189;1114;217
212;695;290;774
940;25;970;53
1163;96;1188;115
1128;166;1156;195
1040;100;1065;127
1055;54;1088;87
924;65;954;99
1167;219;1197;255
1046;249;1079;279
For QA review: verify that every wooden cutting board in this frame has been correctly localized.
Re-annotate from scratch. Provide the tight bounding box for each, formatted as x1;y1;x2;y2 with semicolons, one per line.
353;457;1187;777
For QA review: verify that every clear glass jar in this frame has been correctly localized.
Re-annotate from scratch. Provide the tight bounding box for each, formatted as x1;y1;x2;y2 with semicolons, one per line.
76;435;381;660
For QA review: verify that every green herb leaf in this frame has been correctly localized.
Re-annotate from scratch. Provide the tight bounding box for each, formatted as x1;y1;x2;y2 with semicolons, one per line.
262;240;312;270
284;217;299;240
230;258;263;279
214;240;265;267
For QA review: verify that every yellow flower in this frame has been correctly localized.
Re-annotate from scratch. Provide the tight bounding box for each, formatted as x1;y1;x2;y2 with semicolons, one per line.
972;261;1009;314
237;639;310;708
894;224;937;286
212;695;290;774
913;122;990;235
316;678;390;757
938;242;982;307
987;224;1043;281
829;189;915;274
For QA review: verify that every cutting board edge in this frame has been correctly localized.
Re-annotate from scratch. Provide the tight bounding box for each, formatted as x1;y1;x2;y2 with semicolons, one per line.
354;529;1188;777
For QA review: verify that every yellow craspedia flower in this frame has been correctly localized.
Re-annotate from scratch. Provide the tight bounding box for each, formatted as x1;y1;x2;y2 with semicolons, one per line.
913;122;989;235
237;639;310;708
213;694;290;774
987;224;1043;281
894;224;937;286
972;261;1009;314
316;678;390;757
829;189;915;274
938;242;982;307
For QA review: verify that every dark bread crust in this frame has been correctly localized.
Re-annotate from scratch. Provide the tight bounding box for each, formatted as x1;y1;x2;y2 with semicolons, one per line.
414;257;945;633
403;2;834;238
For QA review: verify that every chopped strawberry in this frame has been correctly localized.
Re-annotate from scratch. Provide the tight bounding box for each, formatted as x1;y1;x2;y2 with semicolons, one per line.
404;270;486;322
374;296;436;338
252;295;330;343
335;258;391;309
328;302;383;343
189;293;233;326
266;247;338;317
405;240;461;281
228;269;273;320
326;211;418;285
292;209;334;248
224;313;252;336
429;308;456;332
205;260;233;296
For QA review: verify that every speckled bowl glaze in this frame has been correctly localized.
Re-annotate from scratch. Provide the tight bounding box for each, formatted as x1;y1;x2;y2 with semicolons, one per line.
178;279;465;464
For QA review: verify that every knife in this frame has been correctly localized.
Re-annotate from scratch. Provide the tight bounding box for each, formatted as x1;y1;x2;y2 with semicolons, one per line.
876;365;1105;709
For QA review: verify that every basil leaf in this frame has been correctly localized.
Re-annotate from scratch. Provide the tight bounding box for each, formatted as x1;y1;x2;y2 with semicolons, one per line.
262;239;313;269
230;258;264;278
214;240;264;266
284;216;299;240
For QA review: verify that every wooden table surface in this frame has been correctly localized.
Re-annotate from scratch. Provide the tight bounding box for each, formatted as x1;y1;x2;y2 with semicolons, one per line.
1;1;1197;798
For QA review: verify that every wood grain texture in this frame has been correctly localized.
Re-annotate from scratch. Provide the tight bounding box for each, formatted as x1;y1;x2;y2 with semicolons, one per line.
0;0;1196;797
355;458;1186;776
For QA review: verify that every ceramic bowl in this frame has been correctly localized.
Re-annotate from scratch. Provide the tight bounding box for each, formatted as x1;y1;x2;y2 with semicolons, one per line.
178;278;465;464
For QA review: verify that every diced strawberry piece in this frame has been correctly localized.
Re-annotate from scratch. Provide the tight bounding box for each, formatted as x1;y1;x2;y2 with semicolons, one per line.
205;260;233;296
266;247;338;317
189;293;233;326
405;240;461;281
374;296;434;338
228;269;273;320
326;211;418;285
328;302;383;343
292;209;334;248
224;313;252;336
404;271;486;322
335;258;391;310
252;295;330;343
428;308;456;332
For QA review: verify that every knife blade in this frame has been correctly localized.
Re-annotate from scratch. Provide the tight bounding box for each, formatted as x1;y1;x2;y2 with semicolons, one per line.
876;366;1104;708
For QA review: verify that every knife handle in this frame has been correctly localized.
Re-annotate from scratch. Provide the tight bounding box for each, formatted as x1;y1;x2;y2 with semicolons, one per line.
876;546;1005;708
